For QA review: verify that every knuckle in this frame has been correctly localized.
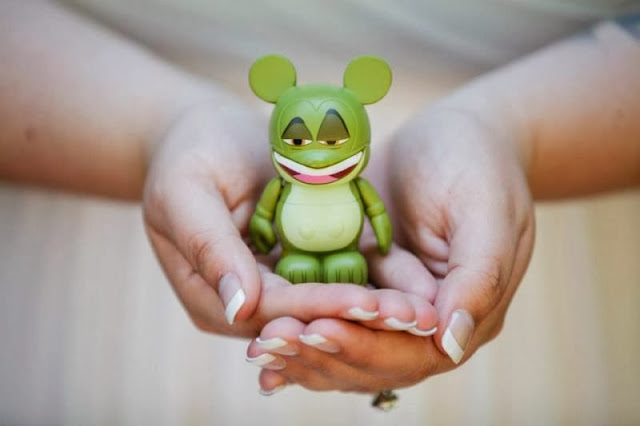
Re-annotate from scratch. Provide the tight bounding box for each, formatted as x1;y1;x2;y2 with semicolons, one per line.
487;318;505;342
187;231;216;273
185;230;235;279
470;259;504;314
190;314;218;334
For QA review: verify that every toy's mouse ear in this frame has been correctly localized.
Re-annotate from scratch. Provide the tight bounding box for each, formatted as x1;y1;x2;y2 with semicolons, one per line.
249;54;297;103
343;56;391;105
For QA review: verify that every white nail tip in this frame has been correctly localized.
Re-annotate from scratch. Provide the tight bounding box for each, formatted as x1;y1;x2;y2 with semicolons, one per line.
408;326;438;337
442;328;464;364
245;354;276;366
225;289;246;325
259;385;286;396
256;337;288;350
348;307;379;321
384;317;418;330
299;334;328;346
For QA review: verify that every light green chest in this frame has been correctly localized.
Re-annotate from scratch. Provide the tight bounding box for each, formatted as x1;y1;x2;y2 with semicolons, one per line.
279;183;363;252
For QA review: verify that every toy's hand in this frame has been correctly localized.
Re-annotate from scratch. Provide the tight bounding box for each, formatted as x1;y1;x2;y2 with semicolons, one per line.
370;212;392;254
249;214;277;254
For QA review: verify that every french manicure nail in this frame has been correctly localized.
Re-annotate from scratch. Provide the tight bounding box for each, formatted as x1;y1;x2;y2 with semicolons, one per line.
442;310;474;364
245;354;286;370
348;307;379;321
256;337;299;356
219;273;245;325
259;384;286;396
384;317;418;330
299;333;340;353
256;337;287;350
408;326;438;337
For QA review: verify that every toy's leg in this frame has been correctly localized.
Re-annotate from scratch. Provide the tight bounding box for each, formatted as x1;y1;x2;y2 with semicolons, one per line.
323;250;368;285
275;252;322;284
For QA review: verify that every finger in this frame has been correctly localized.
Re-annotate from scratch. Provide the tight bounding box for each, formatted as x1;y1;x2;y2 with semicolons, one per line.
363;240;438;302
249;316;305;356
258;277;433;333
474;214;536;344
248;317;348;392
299;318;448;388
362;289;423;332
152;178;261;325
252;317;445;392
406;294;440;337
258;370;289;396
146;225;226;332
257;275;384;325
433;208;528;365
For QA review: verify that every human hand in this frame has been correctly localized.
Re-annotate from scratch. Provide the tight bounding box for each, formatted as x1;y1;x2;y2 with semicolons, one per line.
248;103;534;394
143;98;438;339
386;104;535;366
143;97;272;332
247;243;443;394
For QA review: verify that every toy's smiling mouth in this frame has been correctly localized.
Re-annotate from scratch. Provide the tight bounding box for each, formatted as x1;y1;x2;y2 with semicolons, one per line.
273;151;363;184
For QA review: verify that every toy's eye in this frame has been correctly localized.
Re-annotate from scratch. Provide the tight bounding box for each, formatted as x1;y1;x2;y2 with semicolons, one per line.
317;109;350;146
282;117;313;147
318;138;349;146
283;138;312;146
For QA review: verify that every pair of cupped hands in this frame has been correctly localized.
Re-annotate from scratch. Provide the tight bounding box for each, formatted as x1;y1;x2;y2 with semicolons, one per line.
142;95;535;395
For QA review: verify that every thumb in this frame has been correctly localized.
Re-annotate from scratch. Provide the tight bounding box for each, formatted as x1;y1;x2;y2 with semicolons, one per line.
432;214;517;365
152;177;261;325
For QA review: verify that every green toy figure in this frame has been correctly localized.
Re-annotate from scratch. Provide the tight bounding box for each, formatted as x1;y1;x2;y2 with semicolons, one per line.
248;54;392;285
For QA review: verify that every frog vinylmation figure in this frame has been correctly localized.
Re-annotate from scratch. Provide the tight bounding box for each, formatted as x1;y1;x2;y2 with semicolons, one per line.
248;54;392;285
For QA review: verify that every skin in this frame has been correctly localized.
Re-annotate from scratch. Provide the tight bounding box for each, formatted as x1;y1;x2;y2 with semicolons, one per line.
0;2;436;349
252;22;640;393
1;0;638;397
248;67;392;284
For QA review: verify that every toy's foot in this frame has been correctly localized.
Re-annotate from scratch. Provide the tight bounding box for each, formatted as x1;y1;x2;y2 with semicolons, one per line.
323;251;368;285
275;254;322;284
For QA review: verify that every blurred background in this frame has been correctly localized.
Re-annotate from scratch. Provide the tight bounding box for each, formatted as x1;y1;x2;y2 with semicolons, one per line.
1;1;639;424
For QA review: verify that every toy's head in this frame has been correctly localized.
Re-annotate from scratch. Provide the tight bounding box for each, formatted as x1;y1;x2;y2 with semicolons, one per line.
249;55;391;186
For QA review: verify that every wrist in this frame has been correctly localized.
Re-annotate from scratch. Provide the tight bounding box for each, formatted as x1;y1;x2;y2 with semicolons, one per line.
144;78;234;164
143;78;270;180
434;84;534;176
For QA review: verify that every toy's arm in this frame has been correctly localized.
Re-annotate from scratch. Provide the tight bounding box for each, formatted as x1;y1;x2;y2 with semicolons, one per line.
355;178;392;254
249;177;282;254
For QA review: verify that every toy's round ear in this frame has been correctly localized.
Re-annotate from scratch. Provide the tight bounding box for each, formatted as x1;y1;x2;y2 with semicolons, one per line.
249;54;297;103
343;56;391;105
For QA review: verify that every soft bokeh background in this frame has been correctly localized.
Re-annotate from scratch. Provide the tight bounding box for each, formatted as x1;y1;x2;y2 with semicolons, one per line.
1;1;639;425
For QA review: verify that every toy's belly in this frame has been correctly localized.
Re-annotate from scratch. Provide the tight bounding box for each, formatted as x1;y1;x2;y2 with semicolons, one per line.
280;184;362;252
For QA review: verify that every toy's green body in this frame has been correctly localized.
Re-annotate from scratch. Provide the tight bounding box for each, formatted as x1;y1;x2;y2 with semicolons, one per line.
248;55;392;284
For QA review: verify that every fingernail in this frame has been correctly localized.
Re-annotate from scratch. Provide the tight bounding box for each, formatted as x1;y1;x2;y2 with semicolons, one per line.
219;273;245;325
259;384;286;396
384;317;417;330
408;325;438;337
299;333;340;353
348;307;379;321
442;310;474;364
256;337;299;356
245;354;286;370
